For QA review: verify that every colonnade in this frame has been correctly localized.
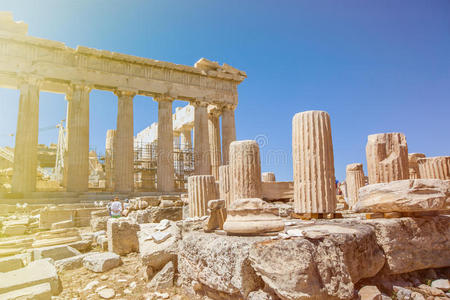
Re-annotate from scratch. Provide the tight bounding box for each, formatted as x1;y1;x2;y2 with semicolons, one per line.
10;77;236;194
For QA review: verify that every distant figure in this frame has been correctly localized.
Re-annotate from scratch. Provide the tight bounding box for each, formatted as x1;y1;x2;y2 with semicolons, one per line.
110;197;123;218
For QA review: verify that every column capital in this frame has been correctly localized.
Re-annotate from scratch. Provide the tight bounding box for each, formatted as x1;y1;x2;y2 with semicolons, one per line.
66;82;92;101
154;95;175;103
222;104;236;111
69;81;92;92
208;104;222;118
17;73;43;88
114;88;137;98
190;99;208;107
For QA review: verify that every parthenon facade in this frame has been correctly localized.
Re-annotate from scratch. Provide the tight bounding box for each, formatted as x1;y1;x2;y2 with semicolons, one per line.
0;12;246;194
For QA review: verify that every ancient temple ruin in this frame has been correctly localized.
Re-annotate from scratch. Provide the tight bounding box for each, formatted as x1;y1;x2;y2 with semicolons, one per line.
0;12;245;196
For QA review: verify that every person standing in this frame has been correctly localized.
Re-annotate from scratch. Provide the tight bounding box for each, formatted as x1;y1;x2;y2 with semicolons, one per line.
110;197;123;218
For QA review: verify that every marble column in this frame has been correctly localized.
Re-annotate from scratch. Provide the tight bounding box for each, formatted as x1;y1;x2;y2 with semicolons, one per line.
366;132;409;184
221;105;236;165
66;83;91;192
345;163;365;207
188;175;217;217
208;107;222;179
156;96;175;192
417;156;450;180
193;101;211;175
113;89;135;193
12;76;41;193
219;165;232;208
408;153;425;179
229;140;262;201
292;111;336;213
105;129;116;191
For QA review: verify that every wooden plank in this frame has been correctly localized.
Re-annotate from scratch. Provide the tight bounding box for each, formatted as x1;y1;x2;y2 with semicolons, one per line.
365;212;384;219
384;212;403;219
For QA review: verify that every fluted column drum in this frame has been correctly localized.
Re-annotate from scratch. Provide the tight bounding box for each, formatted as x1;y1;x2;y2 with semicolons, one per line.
366;132;408;184
345;163;365;207
417;156;450;180
208;109;222;179
188;175;217;217
219;165;232;208
408;153;425;179
229;140;262;202
292;111;336;213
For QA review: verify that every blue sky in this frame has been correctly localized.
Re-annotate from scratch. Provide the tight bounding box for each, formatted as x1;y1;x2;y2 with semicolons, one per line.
0;0;449;181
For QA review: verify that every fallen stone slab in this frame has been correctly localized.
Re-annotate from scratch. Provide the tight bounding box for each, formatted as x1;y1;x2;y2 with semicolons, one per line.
39;208;73;230
91;215;109;232
0;248;23;258
354;179;450;212
0;259;61;295
1;224;27;236
147;206;183;223
0;282;52;300
178;232;267;298
0;255;24;272
83;252;122;273
107;218;140;255
147;261;174;290
33;244;81;261
140;222;181;272
248;223;385;300
55;254;86;272
363;215;450;274
67;239;92;252
51;219;75;230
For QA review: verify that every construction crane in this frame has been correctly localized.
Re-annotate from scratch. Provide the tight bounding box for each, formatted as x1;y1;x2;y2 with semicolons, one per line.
52;120;66;183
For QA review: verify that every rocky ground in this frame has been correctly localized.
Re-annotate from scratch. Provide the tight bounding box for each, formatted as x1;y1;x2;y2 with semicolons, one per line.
58;252;191;300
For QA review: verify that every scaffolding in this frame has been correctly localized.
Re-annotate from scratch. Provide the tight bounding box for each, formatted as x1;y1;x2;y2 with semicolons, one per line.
133;141;194;191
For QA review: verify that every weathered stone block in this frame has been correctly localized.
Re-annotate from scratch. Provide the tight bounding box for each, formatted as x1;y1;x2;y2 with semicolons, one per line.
39;208;73;230
51;219;75;230
354;179;450;213
0;259;61;295
107;218;139;255
249;222;385;300
261;181;293;201
0;282;52;300
83;252;122;273
139;221;180;272
0;255;24;272
55;254;86;272
363;216;450;274
90;215;109;232
33;244;81;261
178;232;266;298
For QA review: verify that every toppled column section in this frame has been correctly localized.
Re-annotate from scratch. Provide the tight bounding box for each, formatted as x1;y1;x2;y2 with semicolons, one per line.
219;165;232;208
353;179;450;212
417;156;450;180
366;132;409;184
408;153;425;179
292;111;336;213
346;163;365;207
229;140;262;202
187;175;217;217
261;172;276;182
